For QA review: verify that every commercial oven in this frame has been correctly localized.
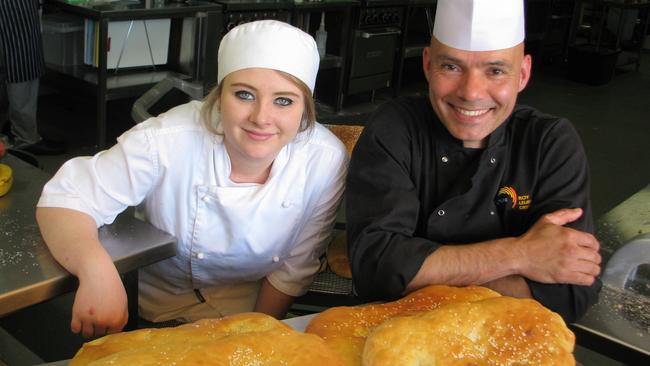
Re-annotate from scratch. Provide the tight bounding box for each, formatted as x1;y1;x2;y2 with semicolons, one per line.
214;0;291;33
347;0;404;97
178;0;292;91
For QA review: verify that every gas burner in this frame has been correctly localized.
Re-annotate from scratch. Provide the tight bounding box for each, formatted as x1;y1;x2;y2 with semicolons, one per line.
213;0;292;11
359;0;406;7
358;6;403;28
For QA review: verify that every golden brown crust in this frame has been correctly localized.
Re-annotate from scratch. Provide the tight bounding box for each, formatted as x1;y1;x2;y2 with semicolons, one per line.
362;296;576;366
327;231;352;279
326;125;364;157
70;312;345;366
305;285;501;366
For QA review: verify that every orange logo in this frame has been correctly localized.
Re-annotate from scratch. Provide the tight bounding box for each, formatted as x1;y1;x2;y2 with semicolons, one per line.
497;186;532;210
498;186;518;209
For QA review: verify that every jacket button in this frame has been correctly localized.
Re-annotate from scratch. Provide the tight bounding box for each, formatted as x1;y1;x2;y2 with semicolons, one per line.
202;196;210;202
272;256;280;263
489;211;496;216
281;201;291;208
196;252;205;259
437;209;445;216
489;157;497;164
441;156;449;163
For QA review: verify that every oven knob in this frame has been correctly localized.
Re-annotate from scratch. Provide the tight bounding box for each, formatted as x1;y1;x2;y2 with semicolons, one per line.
370;14;378;24
382;13;390;24
363;14;372;25
226;22;236;31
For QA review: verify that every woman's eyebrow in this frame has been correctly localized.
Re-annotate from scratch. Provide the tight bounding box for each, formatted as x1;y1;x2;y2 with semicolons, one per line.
228;82;300;97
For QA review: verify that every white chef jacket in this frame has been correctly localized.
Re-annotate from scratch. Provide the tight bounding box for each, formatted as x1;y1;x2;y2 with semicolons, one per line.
37;101;347;322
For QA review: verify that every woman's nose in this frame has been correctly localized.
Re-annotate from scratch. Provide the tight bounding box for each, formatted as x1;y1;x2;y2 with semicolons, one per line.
249;101;271;125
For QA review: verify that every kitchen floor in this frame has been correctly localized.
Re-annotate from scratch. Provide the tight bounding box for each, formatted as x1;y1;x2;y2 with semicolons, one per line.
2;52;649;365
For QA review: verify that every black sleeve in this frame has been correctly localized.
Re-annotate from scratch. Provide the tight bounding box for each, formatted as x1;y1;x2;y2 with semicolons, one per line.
524;118;601;323
346;101;438;301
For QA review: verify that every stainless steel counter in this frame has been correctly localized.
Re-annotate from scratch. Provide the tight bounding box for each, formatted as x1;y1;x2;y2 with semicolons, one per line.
573;184;650;364
0;154;177;317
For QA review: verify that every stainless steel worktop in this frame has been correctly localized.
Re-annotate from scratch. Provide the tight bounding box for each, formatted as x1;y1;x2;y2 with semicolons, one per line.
573;184;650;364
0;154;177;317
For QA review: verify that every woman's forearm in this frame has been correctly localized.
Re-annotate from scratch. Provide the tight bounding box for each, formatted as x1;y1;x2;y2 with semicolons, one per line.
253;278;295;319
36;207;114;276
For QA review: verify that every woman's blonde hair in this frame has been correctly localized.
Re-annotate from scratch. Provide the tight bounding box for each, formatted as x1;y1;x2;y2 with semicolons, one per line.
200;70;316;136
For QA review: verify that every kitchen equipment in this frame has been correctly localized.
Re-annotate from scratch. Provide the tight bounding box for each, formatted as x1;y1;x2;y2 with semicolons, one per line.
347;1;403;97
213;0;291;33
602;232;650;289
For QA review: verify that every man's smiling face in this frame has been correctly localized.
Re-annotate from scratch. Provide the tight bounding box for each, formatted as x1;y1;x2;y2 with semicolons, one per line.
422;37;531;148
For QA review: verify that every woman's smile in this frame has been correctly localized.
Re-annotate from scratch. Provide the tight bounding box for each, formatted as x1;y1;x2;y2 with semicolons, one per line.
243;128;276;141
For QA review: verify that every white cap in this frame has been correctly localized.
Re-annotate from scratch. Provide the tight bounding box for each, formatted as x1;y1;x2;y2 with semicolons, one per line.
217;20;320;93
433;0;525;51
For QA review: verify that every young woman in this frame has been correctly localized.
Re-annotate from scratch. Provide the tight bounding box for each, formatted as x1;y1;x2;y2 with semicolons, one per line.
36;20;347;338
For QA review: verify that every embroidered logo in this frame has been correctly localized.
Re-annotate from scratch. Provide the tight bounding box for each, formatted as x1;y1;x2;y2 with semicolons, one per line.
497;186;518;208
497;186;531;210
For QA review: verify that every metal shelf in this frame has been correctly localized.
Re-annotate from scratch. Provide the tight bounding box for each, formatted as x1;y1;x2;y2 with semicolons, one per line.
319;54;344;69
46;63;191;100
404;43;427;58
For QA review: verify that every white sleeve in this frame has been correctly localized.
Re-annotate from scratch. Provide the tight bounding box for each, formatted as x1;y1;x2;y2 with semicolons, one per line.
267;146;348;297
37;126;159;227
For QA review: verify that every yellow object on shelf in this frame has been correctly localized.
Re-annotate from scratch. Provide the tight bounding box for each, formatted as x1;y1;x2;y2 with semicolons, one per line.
0;163;13;197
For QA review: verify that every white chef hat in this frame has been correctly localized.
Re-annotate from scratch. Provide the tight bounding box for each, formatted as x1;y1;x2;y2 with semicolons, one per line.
217;20;320;94
433;0;525;51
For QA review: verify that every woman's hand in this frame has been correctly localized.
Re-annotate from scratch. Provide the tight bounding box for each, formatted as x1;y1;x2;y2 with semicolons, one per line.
36;207;129;337
71;262;128;338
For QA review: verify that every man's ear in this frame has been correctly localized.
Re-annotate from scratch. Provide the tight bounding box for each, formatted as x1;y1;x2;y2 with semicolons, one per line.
518;54;532;92
422;46;432;83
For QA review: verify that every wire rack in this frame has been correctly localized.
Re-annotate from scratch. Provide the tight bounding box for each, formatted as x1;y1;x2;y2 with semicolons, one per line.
309;268;354;296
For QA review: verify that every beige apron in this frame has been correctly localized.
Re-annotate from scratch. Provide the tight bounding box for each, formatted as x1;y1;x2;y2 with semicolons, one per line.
139;279;262;323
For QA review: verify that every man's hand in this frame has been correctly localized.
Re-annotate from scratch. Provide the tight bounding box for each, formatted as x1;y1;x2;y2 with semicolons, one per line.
516;208;601;286
71;265;128;338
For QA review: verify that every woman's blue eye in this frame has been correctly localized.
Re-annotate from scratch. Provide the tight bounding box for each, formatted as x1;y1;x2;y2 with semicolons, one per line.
235;90;254;100
275;97;293;106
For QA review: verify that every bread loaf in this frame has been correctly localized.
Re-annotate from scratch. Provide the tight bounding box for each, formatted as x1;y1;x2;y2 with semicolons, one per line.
305;285;501;366
70;312;345;366
327;231;352;278
363;296;575;366
326;125;364;157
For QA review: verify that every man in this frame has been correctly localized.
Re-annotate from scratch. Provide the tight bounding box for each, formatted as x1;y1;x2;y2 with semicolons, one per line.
347;0;601;323
0;0;63;155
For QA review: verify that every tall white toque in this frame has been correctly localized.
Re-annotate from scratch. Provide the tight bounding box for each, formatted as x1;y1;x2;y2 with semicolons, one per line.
217;20;320;94
433;0;526;51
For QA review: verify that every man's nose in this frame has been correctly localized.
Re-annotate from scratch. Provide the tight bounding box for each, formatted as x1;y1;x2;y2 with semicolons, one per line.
457;70;487;102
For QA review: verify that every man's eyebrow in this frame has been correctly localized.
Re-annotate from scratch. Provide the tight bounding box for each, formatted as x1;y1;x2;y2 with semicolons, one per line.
483;60;514;70
435;54;515;70
435;54;464;64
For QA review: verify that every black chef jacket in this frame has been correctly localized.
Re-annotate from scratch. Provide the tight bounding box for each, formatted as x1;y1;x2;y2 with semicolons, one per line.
347;96;601;323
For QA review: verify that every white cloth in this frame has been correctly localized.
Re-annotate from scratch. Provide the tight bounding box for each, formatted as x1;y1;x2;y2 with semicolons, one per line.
37;101;347;322
433;0;525;51
217;20;320;93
